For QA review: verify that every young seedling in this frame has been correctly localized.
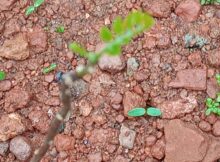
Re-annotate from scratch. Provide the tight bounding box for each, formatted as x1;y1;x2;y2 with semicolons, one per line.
216;74;220;85
30;11;154;162
25;0;44;16
42;63;57;74
200;0;220;5
128;107;162;117
205;74;220;116
56;26;65;33
0;71;6;81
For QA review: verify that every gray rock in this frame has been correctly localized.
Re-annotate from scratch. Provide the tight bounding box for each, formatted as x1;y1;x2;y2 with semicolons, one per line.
0;141;9;156
127;57;139;76
10;136;32;161
119;125;136;149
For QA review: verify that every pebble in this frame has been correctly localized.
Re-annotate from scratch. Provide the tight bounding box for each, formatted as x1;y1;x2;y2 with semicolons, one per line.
54;134;75;152
198;121;211;132
119;125;136;149
127;57;139;76
0;142;9;156
212;120;220;136
9;136;32;161
0;80;12;92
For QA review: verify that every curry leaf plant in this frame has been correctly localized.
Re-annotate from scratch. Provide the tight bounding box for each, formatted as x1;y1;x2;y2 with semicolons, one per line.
25;0;45;16
128;107;162;117
69;11;154;76
200;0;220;5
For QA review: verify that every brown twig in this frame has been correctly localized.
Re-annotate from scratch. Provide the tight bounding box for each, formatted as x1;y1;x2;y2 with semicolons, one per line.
30;72;79;162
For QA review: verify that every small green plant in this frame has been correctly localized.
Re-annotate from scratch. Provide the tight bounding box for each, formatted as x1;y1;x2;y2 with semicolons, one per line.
216;74;220;85
205;74;220;116
205;96;220;115
69;10;154;76
25;0;44;16
128;107;162;117
0;71;6;81
56;26;65;33
42;63;57;74
200;0;220;5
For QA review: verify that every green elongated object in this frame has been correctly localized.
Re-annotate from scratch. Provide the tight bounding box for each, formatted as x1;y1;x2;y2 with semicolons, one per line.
128;108;146;117
0;71;6;81
42;63;57;74
146;107;162;117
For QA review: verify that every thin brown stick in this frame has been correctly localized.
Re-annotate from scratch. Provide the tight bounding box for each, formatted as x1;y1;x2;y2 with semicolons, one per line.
30;72;79;162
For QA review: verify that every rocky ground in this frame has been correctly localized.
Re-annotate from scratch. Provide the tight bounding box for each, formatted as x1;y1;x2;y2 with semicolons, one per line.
0;0;220;161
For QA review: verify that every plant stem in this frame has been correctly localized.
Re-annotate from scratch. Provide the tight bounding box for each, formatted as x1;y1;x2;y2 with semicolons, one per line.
30;72;79;162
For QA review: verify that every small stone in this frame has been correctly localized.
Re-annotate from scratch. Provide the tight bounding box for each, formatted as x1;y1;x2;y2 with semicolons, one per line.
215;10;220;19
144;36;157;49
156;34;171;49
70;79;89;99
0;80;12;92
198;121;211;132
0;114;25;142
119;125;136;149
10;136;32;161
0;34;29;60
133;85;144;96
4;18;20;37
134;71;149;82
28;110;49;134
145;135;157;146
0;0;17;11
98;55;125;73
88;152;102;162
111;93;123;105
143;0;171;18
127;57;139;76
78;100;93;116
206;78;220;98
0;142;9;156
44;75;54;83
188;52;202;66
212;120;220;136
157;96;197;119
208;49;220;67
4;88;30;112
151;139;165;160
175;0;201;22
123;91;146;117
169;69;207;90
73;128;85;140
116;114;125;123
54;134;75;152
164;119;208;162
28;27;48;53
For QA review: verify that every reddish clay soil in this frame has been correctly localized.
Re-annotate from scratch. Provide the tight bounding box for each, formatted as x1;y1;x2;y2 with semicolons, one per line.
1;0;220;162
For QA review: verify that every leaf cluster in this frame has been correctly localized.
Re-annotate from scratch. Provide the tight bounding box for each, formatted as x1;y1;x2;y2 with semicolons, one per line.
200;0;220;5
0;71;6;81
56;26;65;33
128;107;162;117
25;0;44;16
69;11;154;66
205;74;220;116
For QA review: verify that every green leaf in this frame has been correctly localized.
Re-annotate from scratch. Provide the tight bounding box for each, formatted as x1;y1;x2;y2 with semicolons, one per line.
25;6;35;16
146;107;162;117
87;53;99;65
112;16;123;35
200;0;207;5
128;108;146;117
34;0;44;8
206;98;213;107
42;63;57;74
105;43;121;56
56;26;65;33
100;27;113;42
69;42;87;57
205;109;212;116
0;71;6;81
